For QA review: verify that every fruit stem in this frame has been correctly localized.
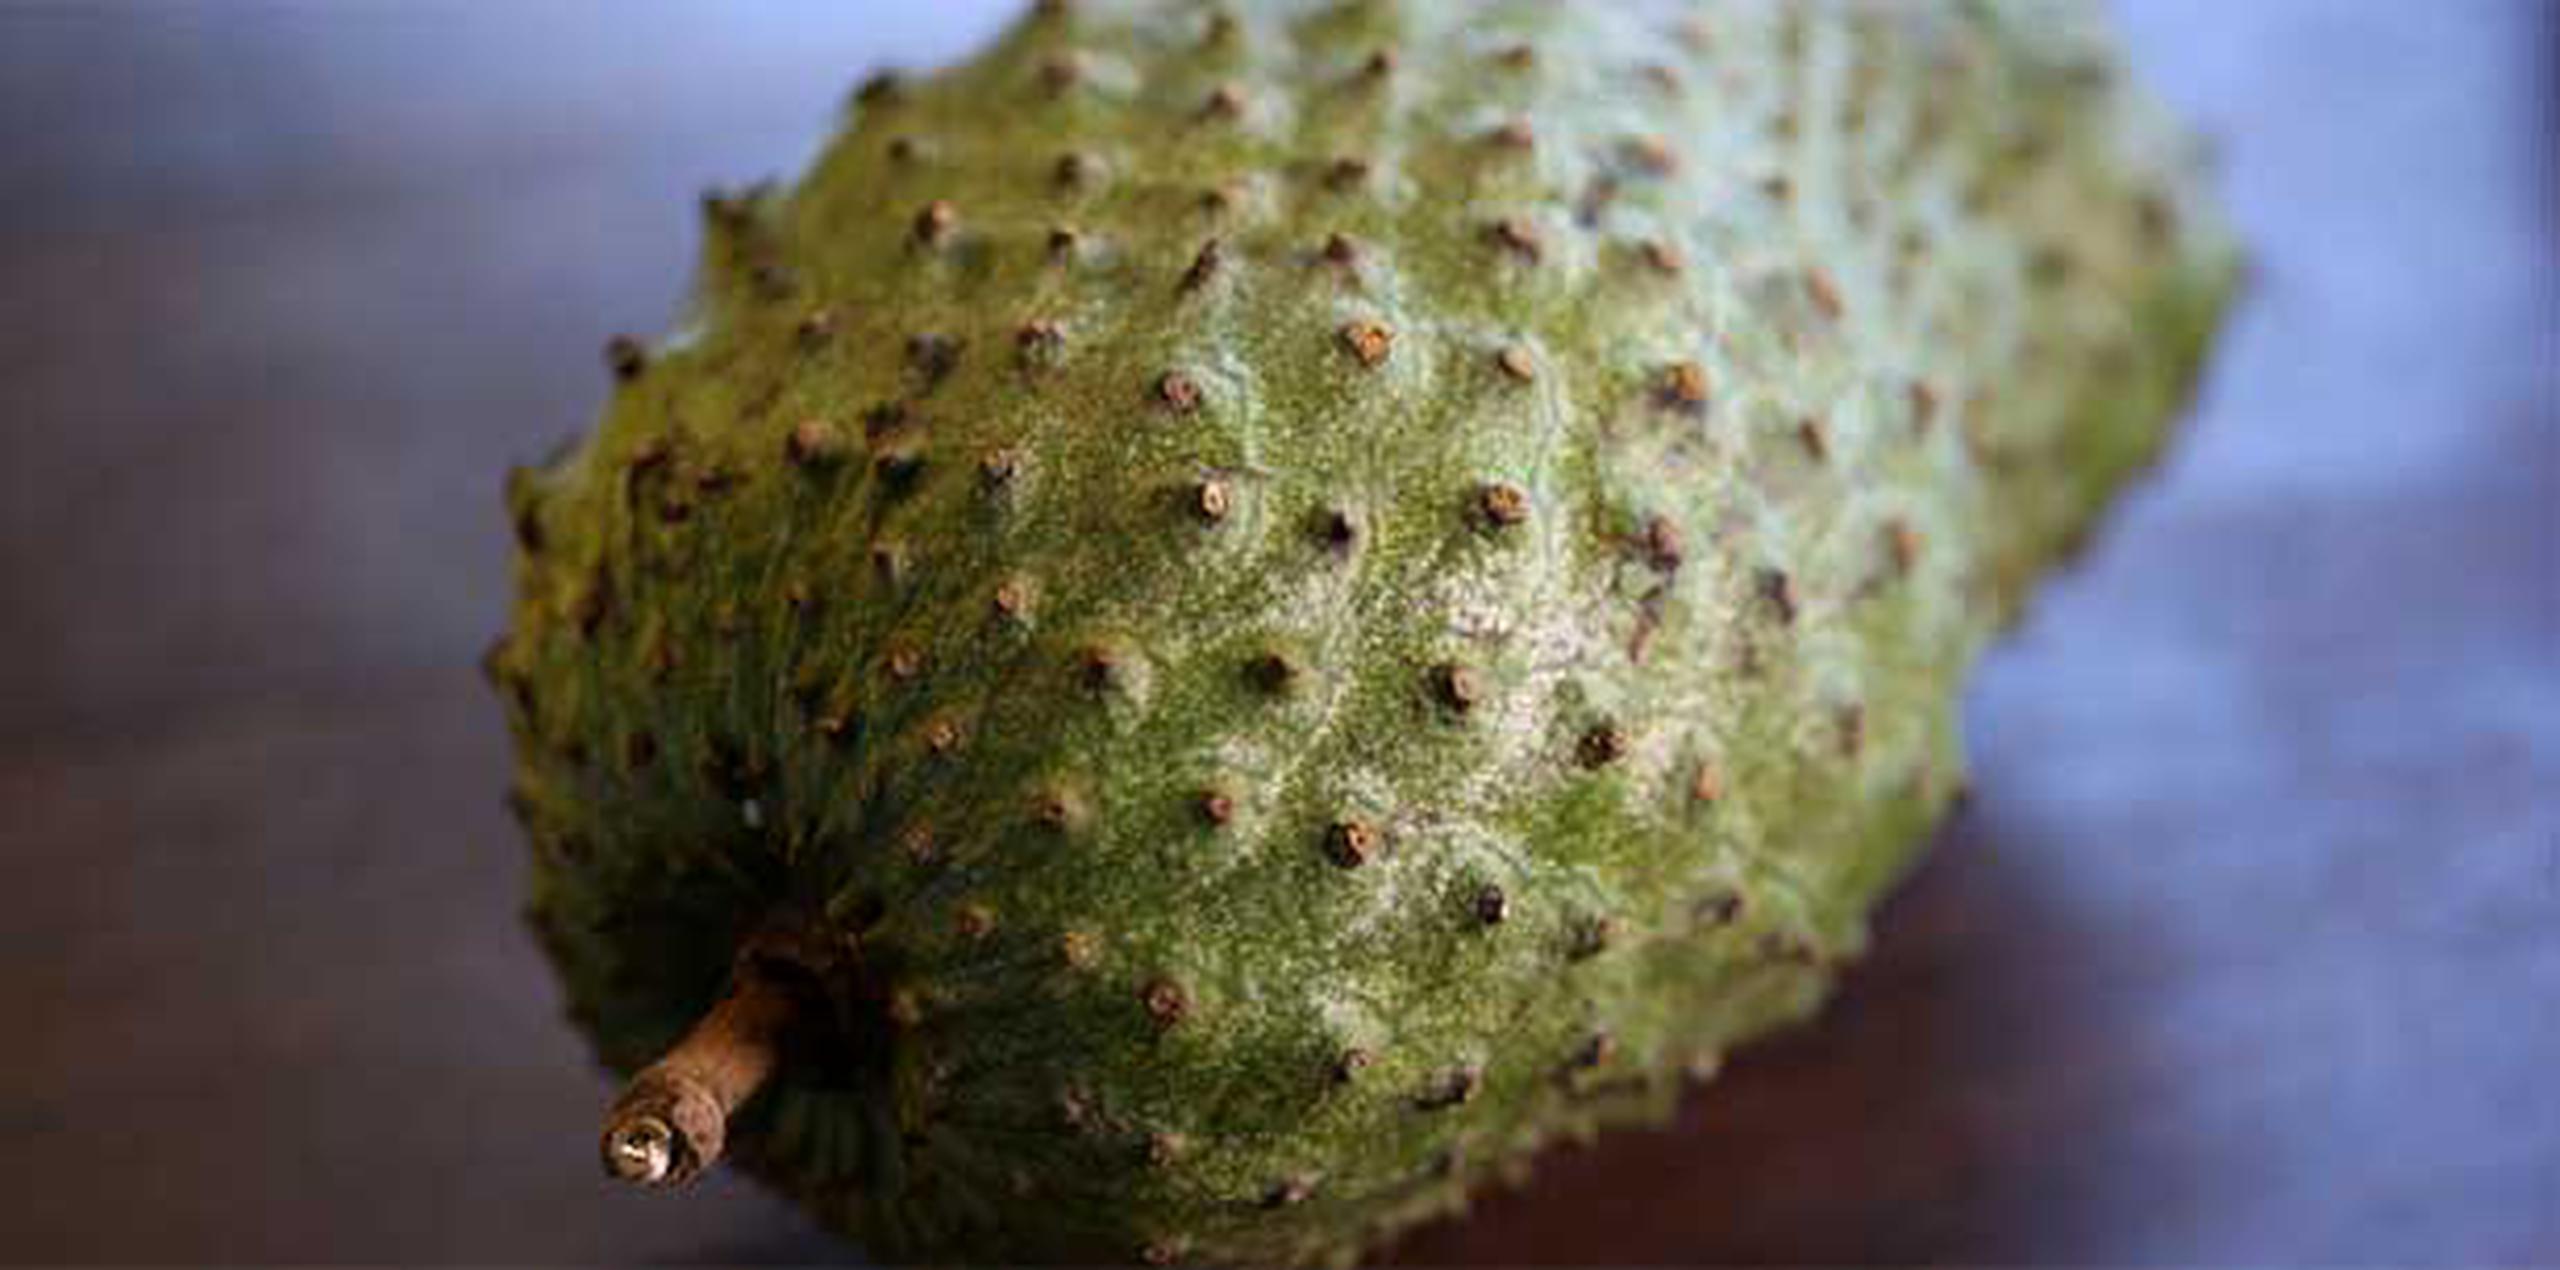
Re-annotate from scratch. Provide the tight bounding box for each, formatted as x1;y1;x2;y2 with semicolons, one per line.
599;951;798;1188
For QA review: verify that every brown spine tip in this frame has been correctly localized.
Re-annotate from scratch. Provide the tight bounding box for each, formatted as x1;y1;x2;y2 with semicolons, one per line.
1338;318;1393;367
991;577;1033;623
1324;818;1379;868
1417;1065;1483;1110
1196;183;1242;215
886;645;925;680
1320;231;1360;265
1033;787;1088;835
1198;83;1246;121
1908;380;1939;434
1359;48;1397;80
1192;477;1232;523
1488;119;1535;151
912;199;956;247
1568;915;1617;961
854;70;904;107
1805;268;1844;320
1074;644;1125;693
1244;650;1300;697
1016;318;1065;368
600;952;797;1188
1638;239;1687;275
1884;519;1921;575
1059;929;1100;969
1046;225;1083;261
1487;217;1543;262
1696;888;1744;927
1429;661;1482;713
1641;514;1684;569
1323;155;1372;191
1179;238;1225;293
1314;506;1359;554
784;418;846;468
1196;787;1237;828
1476;480;1530;528
1622;136;1678;176
1495;345;1537;382
1757;568;1799;624
794;308;838;349
1141;978;1191;1028
604;336;647;381
1657;360;1710;410
1691;761;1724;804
1577;724;1629;769
1330;1047;1375;1085
1037;53;1083;95
1495;43;1536;70
1154;370;1203;413
979;448;1022;491
905;332;961;383
1797;417;1830;462
1836;704;1867;758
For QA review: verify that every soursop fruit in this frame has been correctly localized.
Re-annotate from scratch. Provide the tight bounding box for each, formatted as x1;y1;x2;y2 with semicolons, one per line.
487;1;2236;1264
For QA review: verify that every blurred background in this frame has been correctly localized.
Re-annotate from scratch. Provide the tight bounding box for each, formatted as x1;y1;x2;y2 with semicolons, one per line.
0;1;2552;1263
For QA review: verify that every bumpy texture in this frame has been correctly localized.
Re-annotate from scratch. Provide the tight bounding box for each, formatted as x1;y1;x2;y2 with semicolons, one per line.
488;1;2236;1264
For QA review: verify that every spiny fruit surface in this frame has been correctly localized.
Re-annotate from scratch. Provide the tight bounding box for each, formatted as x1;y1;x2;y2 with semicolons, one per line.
489;1;2235;1264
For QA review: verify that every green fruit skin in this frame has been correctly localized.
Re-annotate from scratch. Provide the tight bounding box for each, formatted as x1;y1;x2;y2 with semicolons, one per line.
489;1;2237;1264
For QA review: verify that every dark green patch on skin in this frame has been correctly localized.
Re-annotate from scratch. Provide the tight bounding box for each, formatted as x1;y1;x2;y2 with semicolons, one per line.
494;2;2237;1265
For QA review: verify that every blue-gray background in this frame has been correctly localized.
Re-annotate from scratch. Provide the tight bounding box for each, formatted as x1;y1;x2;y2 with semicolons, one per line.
0;2;2551;1262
